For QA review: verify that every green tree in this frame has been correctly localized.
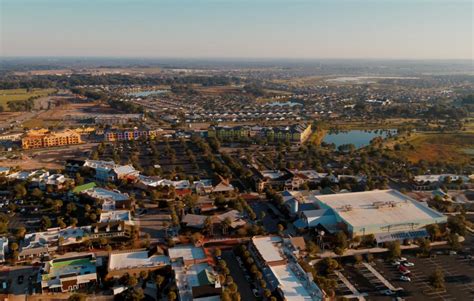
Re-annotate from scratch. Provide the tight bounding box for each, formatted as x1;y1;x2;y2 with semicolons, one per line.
15;227;26;240
155;275;165;289
387;241;401;260
334;231;348;250
168;291;177;301
426;224;442;241
127;275;138;287
68;293;87;301
448;215;466;236
429;268;445;289
14;183;27;199
40;216;52;230
447;233;461;251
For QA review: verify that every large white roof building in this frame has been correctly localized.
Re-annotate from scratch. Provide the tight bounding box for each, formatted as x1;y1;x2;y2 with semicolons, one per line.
314;189;447;237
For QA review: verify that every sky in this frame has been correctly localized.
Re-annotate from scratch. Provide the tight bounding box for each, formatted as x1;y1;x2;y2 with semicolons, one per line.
0;0;472;59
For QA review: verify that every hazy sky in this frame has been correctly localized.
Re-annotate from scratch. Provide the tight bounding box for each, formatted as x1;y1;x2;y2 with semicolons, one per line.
1;0;472;59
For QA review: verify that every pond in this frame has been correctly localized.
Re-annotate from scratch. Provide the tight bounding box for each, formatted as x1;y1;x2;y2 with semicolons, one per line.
323;129;397;149
127;90;169;97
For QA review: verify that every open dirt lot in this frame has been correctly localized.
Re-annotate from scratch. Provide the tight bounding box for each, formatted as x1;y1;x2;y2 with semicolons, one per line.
0;143;97;170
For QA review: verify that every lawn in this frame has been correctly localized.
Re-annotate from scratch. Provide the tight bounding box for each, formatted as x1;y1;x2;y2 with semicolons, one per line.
393;132;474;164
0;88;56;110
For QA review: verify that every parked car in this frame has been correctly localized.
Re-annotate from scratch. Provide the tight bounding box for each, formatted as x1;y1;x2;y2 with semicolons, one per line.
382;289;395;296
449;251;457;256
399;257;407;262
400;275;411;282
391;260;400;266
402;262;414;267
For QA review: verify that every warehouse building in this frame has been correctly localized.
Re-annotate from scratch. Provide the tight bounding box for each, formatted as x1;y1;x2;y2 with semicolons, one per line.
294;189;447;242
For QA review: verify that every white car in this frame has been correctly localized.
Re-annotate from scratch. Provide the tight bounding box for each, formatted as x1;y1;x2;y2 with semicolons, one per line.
391;260;400;266
401;270;411;275
399;257;407;262
400;275;411;282
402;262;414;267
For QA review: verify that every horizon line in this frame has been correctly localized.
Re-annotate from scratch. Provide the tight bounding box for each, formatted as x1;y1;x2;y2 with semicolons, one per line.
1;55;473;62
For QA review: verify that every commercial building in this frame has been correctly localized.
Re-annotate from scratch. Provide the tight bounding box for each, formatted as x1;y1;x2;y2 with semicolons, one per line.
250;236;323;301
107;250;170;278
84;160;139;182
412;174;472;190
168;245;221;301
40;254;97;293
252;168;292;192
293;189;447;242
99;210;134;225
80;187;132;211
22;129;82;149
182;210;246;231
18;227;90;261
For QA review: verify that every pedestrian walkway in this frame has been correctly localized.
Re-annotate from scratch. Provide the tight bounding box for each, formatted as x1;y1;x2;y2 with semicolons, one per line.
334;270;367;301
310;240;448;263
361;262;401;292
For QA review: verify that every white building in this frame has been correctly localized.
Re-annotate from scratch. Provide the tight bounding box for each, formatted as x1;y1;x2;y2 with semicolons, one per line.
250;236;323;301
300;190;447;241
0;237;8;263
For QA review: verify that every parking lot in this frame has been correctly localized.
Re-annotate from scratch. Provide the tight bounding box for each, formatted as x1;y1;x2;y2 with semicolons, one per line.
339;261;399;300
374;251;474;301
0;266;39;296
248;201;281;234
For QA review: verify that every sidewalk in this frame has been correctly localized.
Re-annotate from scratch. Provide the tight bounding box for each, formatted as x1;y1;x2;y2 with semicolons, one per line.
334;270;367;301
310;241;448;263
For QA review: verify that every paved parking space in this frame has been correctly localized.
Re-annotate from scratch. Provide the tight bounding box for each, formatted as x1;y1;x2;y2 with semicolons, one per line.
374;252;474;301
340;262;398;300
0;266;39;296
248;201;280;233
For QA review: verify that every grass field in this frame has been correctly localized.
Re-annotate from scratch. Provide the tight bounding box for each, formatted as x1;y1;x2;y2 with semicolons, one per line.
391;132;474;164
0;88;56;110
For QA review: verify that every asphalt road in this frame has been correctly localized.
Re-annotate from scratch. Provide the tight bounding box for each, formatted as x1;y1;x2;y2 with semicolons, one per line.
222;250;256;301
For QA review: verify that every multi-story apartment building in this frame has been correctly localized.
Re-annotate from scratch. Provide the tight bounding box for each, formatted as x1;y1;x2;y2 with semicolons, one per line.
22;129;82;149
104;129;161;142
208;123;312;143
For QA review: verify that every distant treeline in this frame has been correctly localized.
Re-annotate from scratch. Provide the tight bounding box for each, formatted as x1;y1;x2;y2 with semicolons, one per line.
7;99;35;112
461;94;474;105
72;87;144;114
0;74;242;90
